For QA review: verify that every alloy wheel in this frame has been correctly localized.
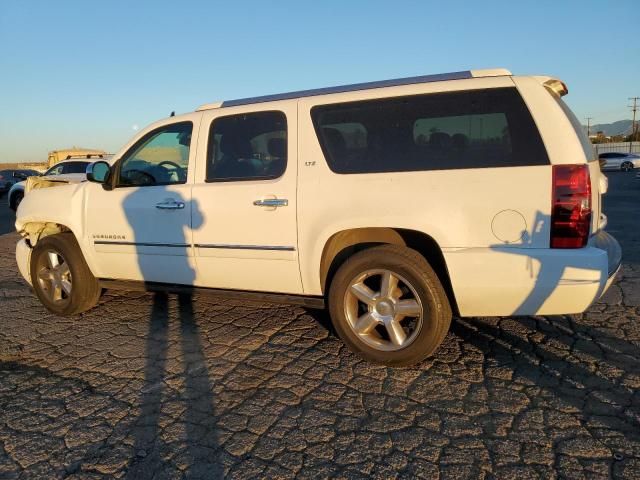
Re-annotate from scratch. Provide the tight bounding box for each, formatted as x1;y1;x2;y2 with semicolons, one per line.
344;269;423;351
36;250;72;304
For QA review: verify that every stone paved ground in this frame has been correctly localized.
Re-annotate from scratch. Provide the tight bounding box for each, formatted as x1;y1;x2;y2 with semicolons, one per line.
0;173;639;479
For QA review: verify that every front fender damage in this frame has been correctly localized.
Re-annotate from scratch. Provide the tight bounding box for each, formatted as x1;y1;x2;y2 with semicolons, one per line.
25;176;75;193
19;222;69;247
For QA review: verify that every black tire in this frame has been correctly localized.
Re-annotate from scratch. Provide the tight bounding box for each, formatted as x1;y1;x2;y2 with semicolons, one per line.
621;162;633;172
30;233;101;316
10;192;23;211
328;244;452;367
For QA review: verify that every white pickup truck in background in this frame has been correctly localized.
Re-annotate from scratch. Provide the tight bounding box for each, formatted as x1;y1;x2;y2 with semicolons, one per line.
8;159;92;211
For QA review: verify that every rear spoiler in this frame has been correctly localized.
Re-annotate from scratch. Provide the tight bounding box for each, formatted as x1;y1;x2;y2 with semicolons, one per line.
533;76;569;97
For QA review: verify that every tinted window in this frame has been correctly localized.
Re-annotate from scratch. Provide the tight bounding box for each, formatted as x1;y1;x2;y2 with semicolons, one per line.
206;111;287;181
118;122;192;187
311;88;549;174
45;162;90;175
63;161;90;174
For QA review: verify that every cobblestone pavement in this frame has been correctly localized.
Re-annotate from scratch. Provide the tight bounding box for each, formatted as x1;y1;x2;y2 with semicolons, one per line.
0;174;639;479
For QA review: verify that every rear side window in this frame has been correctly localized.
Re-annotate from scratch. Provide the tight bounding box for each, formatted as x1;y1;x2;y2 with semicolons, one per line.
311;88;549;174
206;111;287;182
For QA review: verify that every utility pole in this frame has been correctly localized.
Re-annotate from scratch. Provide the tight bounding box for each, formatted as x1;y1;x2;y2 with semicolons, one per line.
630;97;639;153
585;117;593;137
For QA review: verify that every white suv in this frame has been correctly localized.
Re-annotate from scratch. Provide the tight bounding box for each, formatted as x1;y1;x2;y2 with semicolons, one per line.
14;68;621;366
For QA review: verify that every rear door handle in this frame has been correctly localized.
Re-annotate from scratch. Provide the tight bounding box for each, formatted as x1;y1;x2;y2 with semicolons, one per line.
155;200;185;210
253;198;288;207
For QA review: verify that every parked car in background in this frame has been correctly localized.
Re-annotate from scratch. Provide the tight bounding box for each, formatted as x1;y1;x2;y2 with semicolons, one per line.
7;160;91;211
47;149;107;168
0;169;40;196
598;152;640;171
13;68;621;366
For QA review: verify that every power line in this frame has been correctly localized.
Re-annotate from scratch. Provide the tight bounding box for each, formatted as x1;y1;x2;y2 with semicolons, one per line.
630;97;639;136
585;117;593;137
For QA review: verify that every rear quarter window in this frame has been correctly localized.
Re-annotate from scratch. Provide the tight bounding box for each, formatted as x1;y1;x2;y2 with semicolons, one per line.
311;88;550;174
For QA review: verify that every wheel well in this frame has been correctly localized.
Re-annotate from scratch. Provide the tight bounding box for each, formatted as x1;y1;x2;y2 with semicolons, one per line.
321;228;459;316
21;222;71;247
9;189;24;210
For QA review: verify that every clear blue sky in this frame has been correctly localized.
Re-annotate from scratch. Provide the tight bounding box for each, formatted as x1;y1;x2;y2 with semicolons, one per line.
1;0;638;163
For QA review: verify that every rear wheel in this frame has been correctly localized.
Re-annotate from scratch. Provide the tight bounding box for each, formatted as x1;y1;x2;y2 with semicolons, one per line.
328;244;452;366
30;233;101;316
621;162;633;172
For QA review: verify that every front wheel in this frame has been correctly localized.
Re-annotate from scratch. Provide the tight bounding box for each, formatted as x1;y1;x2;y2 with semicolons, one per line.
30;233;101;316
328;245;452;366
621;162;633;172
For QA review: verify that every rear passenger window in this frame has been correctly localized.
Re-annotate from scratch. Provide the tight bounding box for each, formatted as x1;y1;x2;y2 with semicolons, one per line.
206;111;287;182
311;88;549;173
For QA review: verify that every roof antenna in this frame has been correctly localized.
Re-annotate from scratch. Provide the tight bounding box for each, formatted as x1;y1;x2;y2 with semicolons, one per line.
170;111;175;117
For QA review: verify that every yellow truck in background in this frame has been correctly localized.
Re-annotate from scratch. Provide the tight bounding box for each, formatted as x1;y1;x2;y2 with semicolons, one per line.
47;148;107;168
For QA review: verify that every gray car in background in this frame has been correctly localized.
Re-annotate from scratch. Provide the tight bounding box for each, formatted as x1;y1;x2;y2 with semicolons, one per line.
0;169;40;196
598;152;640;171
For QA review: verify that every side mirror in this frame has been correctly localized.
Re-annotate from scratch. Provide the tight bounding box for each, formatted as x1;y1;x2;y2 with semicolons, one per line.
86;161;111;185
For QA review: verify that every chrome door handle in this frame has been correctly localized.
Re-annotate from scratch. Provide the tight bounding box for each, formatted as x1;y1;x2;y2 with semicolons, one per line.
253;198;288;207
155;200;185;210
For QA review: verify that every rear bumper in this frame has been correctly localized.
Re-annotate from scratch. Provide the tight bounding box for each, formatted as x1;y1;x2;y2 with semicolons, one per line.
444;230;622;317
592;230;621;299
15;238;32;286
590;229;622;278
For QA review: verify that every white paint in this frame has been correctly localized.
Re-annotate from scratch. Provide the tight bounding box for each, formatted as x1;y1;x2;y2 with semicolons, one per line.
14;69;621;319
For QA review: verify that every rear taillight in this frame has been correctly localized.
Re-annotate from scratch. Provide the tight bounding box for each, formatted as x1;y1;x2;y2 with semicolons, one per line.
551;164;591;248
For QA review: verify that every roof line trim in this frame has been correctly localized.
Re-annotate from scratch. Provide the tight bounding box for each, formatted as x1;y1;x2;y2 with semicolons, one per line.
220;70;474;108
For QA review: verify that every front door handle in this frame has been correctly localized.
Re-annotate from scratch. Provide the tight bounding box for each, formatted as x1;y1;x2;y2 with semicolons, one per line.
253;198;288;208
155;200;185;210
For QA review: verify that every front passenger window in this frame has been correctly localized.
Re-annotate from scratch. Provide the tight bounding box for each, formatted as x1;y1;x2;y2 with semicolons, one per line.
118;122;192;187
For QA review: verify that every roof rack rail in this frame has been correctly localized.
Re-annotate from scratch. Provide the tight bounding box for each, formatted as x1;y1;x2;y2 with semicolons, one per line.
195;68;512;111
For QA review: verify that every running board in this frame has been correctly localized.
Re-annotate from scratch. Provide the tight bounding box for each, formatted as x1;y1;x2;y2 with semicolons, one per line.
98;279;325;309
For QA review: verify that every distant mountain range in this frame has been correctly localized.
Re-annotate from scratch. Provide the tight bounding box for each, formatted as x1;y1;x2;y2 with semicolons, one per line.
582;119;633;136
